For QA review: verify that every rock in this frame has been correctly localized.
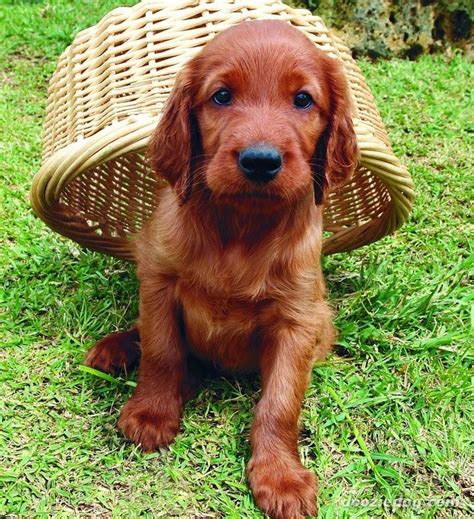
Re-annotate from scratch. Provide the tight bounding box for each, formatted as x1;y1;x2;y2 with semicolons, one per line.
290;1;473;59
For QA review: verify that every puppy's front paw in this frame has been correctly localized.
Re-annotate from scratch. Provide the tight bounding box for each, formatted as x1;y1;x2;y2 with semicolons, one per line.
248;457;318;518
118;397;180;451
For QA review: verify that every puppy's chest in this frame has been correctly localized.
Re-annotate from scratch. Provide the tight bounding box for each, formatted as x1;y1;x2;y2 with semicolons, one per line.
178;287;269;371
182;243;279;298
176;248;283;370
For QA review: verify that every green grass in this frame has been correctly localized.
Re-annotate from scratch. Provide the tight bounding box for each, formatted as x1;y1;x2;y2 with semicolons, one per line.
1;1;473;517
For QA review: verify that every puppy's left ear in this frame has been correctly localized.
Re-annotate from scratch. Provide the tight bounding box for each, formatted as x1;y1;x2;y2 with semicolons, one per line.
148;67;202;204
313;57;358;205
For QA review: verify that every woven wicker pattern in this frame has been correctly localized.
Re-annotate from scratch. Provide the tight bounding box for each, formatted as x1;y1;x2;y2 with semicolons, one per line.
31;0;414;260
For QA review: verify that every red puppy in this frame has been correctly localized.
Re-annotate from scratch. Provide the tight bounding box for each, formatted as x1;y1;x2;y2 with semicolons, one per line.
86;20;357;518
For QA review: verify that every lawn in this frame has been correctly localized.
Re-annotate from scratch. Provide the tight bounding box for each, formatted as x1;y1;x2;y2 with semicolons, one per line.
1;0;473;517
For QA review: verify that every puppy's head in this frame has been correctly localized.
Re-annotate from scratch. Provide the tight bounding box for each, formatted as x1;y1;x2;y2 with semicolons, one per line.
149;20;357;209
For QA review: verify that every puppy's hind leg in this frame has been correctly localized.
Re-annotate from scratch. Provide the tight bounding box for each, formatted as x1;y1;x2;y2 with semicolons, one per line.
85;327;140;376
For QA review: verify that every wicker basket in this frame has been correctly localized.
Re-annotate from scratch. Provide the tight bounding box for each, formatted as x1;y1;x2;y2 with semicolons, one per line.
31;0;414;260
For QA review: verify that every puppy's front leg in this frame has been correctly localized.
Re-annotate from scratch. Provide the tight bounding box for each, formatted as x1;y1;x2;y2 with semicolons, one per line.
118;277;185;451
249;322;329;519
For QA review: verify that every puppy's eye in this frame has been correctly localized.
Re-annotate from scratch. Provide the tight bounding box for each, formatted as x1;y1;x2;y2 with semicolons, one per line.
293;91;313;109
212;88;232;106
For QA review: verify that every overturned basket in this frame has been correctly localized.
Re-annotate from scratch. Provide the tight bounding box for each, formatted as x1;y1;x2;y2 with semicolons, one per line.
31;0;414;260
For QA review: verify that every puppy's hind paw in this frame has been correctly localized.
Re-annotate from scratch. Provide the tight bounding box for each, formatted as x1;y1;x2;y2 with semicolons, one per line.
85;328;140;375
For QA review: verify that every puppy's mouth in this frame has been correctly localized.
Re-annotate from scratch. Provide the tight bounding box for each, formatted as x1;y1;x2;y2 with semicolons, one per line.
226;191;282;200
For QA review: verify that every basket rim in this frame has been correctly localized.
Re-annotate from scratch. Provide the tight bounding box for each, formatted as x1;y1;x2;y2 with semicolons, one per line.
31;114;415;258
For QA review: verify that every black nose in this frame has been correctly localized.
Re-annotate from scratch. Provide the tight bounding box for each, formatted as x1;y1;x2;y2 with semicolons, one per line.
238;146;282;183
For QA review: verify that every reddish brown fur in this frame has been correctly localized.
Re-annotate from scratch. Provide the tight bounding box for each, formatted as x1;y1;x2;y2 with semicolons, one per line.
86;20;357;518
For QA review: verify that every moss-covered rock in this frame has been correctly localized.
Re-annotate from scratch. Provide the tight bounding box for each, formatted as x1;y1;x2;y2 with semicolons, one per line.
290;1;472;58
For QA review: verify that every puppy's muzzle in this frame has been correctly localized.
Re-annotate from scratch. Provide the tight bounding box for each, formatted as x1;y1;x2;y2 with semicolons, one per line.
238;145;282;183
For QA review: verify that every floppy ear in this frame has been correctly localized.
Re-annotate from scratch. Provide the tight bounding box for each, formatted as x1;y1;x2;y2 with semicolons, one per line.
148;69;202;204
312;58;358;205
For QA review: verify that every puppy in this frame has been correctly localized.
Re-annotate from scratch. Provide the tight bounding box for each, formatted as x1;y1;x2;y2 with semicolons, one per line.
86;20;357;518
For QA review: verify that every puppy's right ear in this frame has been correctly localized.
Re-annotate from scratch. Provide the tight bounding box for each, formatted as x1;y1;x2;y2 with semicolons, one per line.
148;68;201;204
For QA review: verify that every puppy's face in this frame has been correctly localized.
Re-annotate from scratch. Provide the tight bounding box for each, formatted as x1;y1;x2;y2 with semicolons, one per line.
150;20;357;210
195;26;328;208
